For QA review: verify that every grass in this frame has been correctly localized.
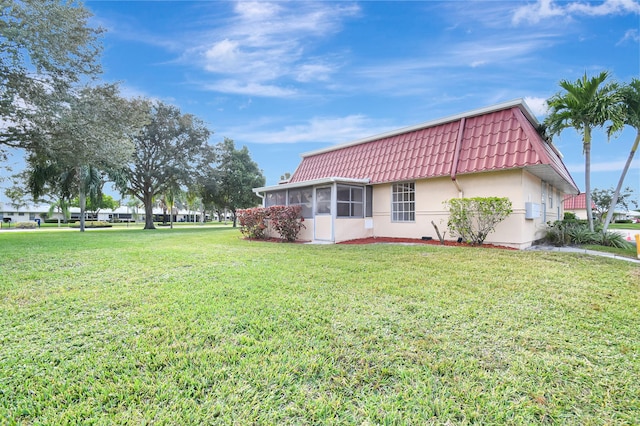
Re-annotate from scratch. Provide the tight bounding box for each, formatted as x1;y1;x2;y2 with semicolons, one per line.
582;243;638;259
609;222;640;230
1;228;639;424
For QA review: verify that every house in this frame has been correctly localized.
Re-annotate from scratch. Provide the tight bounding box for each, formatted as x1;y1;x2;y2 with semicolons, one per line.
563;193;591;220
253;99;580;249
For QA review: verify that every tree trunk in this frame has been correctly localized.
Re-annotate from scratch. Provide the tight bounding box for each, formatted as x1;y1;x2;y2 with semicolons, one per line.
584;127;594;232
602;131;640;233
143;192;155;229
79;181;86;233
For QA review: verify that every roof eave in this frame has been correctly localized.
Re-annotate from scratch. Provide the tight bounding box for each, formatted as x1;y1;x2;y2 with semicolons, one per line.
254;177;370;193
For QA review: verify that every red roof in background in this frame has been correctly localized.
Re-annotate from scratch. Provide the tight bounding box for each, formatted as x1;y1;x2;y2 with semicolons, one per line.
563;193;593;209
289;101;579;193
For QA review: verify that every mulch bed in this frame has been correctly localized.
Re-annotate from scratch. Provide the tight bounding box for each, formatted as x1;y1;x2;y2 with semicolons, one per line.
337;236;517;250
243;236;516;250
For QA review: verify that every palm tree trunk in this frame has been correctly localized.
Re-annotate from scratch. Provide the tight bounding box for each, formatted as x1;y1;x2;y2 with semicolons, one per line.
584;127;594;232
602;131;640;233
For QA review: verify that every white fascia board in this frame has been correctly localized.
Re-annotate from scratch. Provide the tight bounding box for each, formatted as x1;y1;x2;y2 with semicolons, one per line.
253;177;370;194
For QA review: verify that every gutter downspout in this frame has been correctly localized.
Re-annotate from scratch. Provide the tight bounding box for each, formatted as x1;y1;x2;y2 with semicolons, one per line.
450;117;465;198
253;190;265;207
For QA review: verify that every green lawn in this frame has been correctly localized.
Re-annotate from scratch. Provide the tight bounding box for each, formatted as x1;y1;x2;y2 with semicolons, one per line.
609;222;640;230
1;228;638;424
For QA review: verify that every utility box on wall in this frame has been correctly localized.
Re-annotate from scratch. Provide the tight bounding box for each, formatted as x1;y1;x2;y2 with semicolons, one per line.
525;202;541;219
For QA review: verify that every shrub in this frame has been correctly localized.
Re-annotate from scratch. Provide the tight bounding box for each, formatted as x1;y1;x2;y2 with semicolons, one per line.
268;205;305;242
563;211;578;221
568;225;599;245
614;219;632;224
237;207;270;239
16;222;37;229
599;231;634;249
445;197;512;245
70;221;112;228
237;206;305;242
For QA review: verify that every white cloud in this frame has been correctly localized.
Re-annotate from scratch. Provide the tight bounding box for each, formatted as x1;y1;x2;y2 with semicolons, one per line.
512;0;566;25
524;96;549;116
618;28;640;44
204;80;297;98
227;115;394;145
189;1;360;97
513;0;640;25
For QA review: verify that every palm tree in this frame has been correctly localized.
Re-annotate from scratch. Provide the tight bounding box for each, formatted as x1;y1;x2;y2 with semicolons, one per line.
545;71;625;231
602;78;640;233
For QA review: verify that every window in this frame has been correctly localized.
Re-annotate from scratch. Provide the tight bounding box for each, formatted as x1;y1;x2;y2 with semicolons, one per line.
288;187;313;218
392;182;415;222
316;187;331;214
265;190;286;207
337;185;364;218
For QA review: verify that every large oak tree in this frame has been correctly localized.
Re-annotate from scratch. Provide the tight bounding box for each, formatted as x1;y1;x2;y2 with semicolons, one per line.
118;101;212;230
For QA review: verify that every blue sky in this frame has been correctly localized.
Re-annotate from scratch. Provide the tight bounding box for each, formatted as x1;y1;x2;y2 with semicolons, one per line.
3;0;640;204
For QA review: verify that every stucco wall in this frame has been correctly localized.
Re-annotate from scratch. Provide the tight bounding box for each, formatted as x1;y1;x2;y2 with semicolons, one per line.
368;170;564;249
334;218;373;243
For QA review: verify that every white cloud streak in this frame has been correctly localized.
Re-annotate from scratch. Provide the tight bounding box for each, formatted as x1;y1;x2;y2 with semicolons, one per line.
226;115;394;145
190;1;360;97
513;0;640;25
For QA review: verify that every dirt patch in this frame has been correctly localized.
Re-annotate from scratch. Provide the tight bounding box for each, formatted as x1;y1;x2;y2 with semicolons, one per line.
337;236;517;250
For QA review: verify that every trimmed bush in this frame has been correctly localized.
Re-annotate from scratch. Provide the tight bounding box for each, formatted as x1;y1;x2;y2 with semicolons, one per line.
268;205;305;242
237;205;305;242
16;222;37;229
237;207;270;239
445;197;512;245
70;221;112;228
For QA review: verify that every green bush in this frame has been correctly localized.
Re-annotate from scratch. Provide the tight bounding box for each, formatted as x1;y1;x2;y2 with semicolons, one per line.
15;222;37;229
542;219;633;249
70;221;112;228
445;197;512;245
599;231;634;249
237;206;305;242
563;211;578;221
614;219;632;224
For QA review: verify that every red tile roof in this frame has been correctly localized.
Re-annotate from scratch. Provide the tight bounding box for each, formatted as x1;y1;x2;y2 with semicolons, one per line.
563;193;593;209
289;100;579;194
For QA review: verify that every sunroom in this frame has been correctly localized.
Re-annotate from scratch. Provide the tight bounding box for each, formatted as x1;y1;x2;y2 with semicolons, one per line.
253;177;373;243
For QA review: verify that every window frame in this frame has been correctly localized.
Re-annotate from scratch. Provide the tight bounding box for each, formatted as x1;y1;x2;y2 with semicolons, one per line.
391;182;415;222
336;185;364;218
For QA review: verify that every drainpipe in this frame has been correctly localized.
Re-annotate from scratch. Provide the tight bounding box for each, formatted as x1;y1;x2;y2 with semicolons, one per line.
253;190;265;207
450;117;465;198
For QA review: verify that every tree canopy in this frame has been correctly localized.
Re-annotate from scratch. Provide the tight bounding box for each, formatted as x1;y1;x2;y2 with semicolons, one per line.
544;71;625;231
202;138;265;227
26;84;148;231
117;101;213;230
0;0;103;159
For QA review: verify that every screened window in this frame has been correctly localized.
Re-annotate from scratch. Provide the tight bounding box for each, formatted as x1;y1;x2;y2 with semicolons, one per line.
316;187;331;214
288;187;313;218
265;190;286;207
337;185;364;218
392;182;415;222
